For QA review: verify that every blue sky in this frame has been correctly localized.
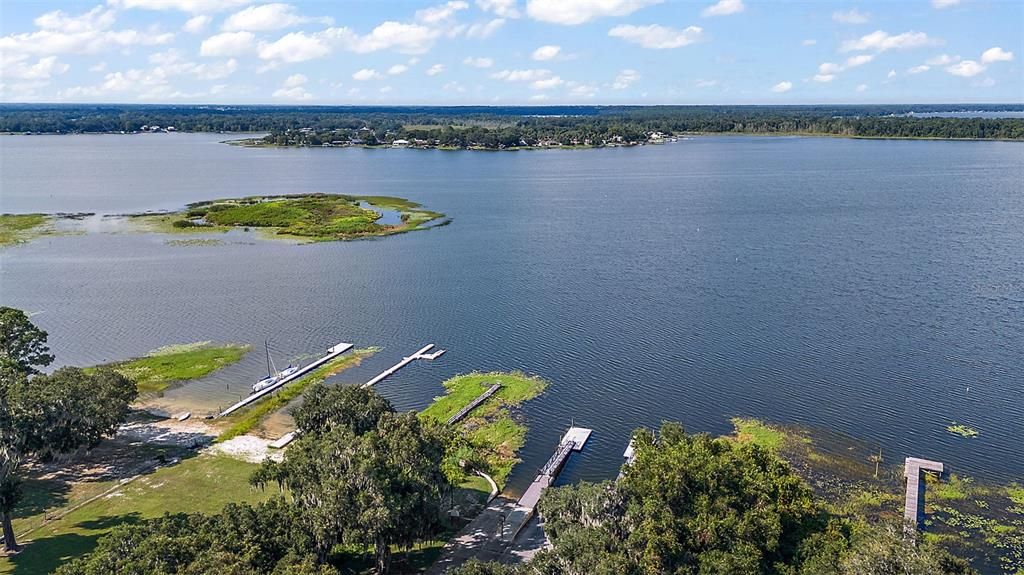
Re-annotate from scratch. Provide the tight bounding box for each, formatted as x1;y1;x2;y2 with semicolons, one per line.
1;0;1020;104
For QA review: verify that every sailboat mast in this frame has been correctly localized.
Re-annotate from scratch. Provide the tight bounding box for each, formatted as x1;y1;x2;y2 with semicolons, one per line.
265;340;272;377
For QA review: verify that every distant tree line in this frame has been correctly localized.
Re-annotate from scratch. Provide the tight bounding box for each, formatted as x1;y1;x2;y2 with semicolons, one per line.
1;104;1022;141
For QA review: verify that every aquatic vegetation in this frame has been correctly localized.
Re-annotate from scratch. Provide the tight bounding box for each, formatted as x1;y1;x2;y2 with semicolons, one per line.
163;237;224;246
93;341;250;394
932;474;972;501
730;417;787;452
1007;484;1024;506
947;422;979;438
420;371;547;486
0;213;52;246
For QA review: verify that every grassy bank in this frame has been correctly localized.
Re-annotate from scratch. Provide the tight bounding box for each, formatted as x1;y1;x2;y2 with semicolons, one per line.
0;454;267;575
0;214;51;246
728;417;1024;575
216;347;379;442
421;371;547;486
92;341;250;394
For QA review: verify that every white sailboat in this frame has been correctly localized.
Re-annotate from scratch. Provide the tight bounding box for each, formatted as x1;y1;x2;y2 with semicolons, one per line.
251;341;295;394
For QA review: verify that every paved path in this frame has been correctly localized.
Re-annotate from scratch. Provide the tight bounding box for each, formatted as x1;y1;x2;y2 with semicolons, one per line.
428;498;519;574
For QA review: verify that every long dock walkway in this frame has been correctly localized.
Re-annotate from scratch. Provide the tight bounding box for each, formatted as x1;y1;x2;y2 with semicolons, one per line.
447;384;501;425
904;457;944;532
361;343;445;388
502;427;592;542
217;342;353;418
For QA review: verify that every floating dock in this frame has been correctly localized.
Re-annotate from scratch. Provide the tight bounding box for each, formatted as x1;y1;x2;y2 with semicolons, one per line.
904;457;945;531
447;383;501;425
502;426;592;542
361;343;445;389
217;342;354;418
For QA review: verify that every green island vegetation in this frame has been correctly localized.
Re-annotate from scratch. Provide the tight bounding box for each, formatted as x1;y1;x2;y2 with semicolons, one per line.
215;346;379;442
2;104;1022;145
0;214;53;247
133;193;445;242
420;371;547;486
88;341;250;394
948;423;980;438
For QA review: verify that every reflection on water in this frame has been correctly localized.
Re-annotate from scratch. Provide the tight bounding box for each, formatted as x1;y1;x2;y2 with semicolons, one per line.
1;133;1022;490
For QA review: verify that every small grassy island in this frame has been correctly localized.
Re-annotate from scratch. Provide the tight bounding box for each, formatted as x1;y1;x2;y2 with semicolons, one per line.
92;341;250;394
137;193;445;242
0;214;52;247
421;371;547;486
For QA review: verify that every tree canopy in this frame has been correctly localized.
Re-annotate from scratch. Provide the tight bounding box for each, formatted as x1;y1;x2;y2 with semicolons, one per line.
452;422;975;575
0;308;137;551
253;384;452;574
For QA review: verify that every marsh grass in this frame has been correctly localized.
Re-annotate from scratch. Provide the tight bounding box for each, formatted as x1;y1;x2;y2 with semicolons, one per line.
93;342;250;394
0;213;52;246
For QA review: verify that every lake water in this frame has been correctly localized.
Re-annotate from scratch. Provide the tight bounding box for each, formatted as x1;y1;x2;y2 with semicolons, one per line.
1;133;1022;491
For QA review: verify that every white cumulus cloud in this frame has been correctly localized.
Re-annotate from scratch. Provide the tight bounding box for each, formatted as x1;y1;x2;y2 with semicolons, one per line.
200;31;255;56
222;3;332;32
907;65;930;74
832;9;869;24
477;0;520;18
981;46;1013;64
426;63;445;75
258;31;330;62
946;60;985;77
183;15;211;33
612;68;640;89
702;0;744;17
932;0;959;8
112;0;254;14
532;45;561;60
466;18;506;38
608;24;703;49
352;68;382;81
526;0;662;25
272;72;312;100
387;64;408;75
463;56;494;68
841;30;938;53
415;1;469;24
771;81;792;93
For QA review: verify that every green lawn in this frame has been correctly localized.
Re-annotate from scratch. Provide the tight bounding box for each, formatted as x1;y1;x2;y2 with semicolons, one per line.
730;417;787;452
0;214;50;246
421;372;547;487
0;454;267;575
92;341;250;394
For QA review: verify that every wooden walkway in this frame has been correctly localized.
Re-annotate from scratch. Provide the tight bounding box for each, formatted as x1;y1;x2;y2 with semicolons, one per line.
904;457;944;530
503;427;592;542
361;343;446;388
447;384;501;425
217;343;353;417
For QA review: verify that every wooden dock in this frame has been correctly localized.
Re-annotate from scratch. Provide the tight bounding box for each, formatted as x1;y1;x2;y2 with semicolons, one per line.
447;383;501;425
502;427;592;542
904;457;945;531
361;343;445;389
217;342;353;418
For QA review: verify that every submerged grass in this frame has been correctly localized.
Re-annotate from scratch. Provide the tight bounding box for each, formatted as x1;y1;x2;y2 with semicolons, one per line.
93;342;250;394
0;213;51;246
215;347;379;442
731;417;788;452
420;371;547;487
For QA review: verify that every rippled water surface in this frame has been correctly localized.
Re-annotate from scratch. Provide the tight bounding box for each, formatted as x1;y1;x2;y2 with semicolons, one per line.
1;133;1022;490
